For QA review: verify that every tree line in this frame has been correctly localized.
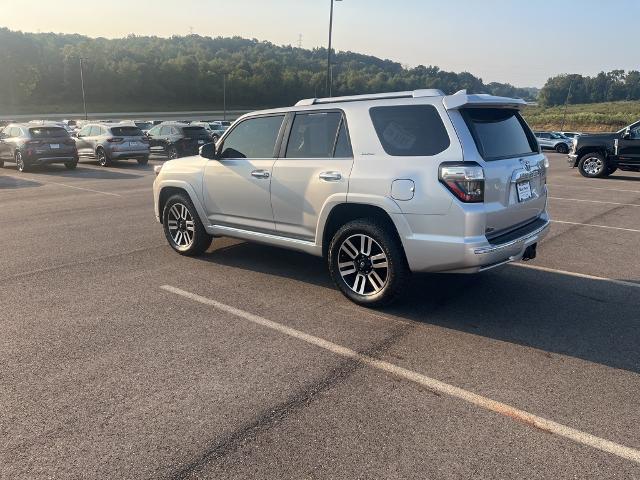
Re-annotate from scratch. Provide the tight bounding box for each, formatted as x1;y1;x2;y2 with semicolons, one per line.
539;70;640;106
0;28;539;111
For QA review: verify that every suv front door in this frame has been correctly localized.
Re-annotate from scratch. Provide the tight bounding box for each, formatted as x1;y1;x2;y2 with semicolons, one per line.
202;114;285;232
618;124;640;165
271;111;353;241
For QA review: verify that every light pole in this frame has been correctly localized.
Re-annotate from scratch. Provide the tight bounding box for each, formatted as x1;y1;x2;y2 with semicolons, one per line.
326;0;342;97
223;74;227;121
79;57;88;120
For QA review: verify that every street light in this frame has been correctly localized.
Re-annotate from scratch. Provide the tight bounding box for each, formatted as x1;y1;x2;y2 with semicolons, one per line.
79;57;88;120
326;0;342;97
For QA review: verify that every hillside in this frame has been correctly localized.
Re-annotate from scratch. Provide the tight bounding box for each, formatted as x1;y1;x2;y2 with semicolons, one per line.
0;28;535;113
523;101;640;132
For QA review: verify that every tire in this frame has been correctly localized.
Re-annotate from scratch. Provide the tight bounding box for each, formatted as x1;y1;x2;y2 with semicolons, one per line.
64;160;78;170
137;156;149;166
555;143;569;154
96;148;111;167
578;152;607;178
328;219;410;307
162;193;212;256
607;166;618;175
167;145;179;160
0;160;4;168
15;151;28;172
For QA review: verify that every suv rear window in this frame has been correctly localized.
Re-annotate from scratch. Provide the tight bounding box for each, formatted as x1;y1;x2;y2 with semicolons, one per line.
110;126;143;136
29;127;68;138
369;105;450;156
182;126;208;136
462;108;536;160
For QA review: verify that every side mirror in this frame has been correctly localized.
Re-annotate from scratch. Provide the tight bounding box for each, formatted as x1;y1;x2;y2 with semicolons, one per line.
199;142;218;160
76;133;83;138
623;128;631;139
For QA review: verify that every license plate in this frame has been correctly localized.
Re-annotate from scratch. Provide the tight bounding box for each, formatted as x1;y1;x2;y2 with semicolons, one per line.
517;181;532;202
198;140;205;144
50;144;60;149
129;141;141;147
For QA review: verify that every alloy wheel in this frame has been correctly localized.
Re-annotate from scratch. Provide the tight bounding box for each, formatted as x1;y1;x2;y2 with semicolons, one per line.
337;234;389;296
15;152;25;171
98;150;107;166
583;157;603;175
167;203;195;250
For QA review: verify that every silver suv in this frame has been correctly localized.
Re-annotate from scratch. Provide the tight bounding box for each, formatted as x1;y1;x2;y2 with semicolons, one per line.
75;123;150;167
153;90;550;306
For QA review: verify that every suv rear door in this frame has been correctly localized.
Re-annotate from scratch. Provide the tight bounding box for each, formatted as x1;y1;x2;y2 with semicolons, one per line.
271;110;353;241
202;114;285;232
460;108;547;235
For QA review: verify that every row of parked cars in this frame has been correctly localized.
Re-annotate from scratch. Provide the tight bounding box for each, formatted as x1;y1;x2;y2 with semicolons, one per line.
0;119;231;171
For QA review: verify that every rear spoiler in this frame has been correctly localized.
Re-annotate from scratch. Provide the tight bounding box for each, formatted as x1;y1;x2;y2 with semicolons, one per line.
443;90;527;110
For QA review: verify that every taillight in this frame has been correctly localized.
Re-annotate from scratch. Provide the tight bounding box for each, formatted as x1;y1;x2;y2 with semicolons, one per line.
438;162;485;203
26;140;41;146
107;137;124;143
141;137;149;143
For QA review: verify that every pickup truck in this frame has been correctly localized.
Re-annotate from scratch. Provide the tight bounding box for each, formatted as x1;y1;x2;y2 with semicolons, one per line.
568;122;640;177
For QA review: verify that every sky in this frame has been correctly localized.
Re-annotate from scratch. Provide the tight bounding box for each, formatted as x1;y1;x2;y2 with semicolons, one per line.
1;0;638;88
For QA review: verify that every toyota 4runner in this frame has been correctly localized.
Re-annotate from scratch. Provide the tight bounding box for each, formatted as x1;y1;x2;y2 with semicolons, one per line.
153;89;550;307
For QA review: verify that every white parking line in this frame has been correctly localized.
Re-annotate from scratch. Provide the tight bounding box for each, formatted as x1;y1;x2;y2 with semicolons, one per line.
160;284;640;465
1;173;122;197
548;184;640;194
551;219;640;233
549;196;640;207
514;264;640;289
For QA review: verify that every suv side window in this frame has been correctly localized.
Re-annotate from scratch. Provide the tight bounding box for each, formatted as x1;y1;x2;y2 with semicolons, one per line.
220;115;284;159
78;126;91;137
334;119;353;158
88;126;101;136
285;111;345;158
630;125;640;140
369;105;450;156
148;125;161;136
10;127;21;137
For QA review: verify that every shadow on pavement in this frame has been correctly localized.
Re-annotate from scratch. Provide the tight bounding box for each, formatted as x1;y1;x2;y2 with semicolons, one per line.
202;241;640;374
0;175;42;189
27;163;145;179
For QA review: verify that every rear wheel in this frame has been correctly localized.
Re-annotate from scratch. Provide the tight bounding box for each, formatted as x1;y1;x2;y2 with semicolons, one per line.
15;151;28;172
97;148;111;167
328;219;409;307
578;153;606;178
167;145;179;160
64;160;78;170
162;194;212;256
555;143;569;154
0;160;4;168
137;156;149;166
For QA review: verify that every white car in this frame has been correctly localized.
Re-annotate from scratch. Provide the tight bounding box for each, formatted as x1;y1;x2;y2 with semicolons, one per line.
534;131;572;154
153;90;550;306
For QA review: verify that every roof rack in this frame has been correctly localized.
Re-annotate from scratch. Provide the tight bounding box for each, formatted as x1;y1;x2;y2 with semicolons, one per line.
295;89;445;106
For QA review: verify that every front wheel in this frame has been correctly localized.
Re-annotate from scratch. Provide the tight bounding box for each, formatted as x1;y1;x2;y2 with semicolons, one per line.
15;151;28;172
328;219;410;307
162;194;212;256
578;153;606;178
167;145;179;160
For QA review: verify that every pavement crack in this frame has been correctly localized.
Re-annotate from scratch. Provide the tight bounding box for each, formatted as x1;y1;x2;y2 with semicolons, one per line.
165;323;414;480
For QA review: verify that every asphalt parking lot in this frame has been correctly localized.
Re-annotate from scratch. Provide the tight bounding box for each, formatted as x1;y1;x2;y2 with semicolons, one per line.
1;152;639;479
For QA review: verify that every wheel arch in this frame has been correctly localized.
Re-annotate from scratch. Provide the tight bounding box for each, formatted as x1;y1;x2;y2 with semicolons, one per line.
157;181;208;226
575;146;608;166
321;202;404;258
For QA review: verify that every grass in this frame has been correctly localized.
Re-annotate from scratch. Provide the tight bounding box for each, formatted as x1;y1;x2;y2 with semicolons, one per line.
522;101;640;132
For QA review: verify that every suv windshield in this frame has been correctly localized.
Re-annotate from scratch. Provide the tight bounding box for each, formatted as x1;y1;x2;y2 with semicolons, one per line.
462;108;536;160
111;126;144;136
29;127;69;138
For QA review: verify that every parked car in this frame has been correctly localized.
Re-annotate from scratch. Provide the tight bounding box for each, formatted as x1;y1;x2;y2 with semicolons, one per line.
146;123;211;159
534;131;572;153
153;89;549;307
75;123;150;167
567;121;640;177
121;120;154;132
0;123;78;171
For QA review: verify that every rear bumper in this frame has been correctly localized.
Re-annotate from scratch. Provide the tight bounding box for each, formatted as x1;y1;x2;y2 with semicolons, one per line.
26;155;77;165
110;150;149;160
401;215;551;273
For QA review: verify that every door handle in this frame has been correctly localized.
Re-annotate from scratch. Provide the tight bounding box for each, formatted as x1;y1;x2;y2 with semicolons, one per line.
319;171;342;181
251;169;270;179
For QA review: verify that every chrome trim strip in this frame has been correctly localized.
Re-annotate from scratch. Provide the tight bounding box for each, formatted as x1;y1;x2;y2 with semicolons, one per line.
474;221;550;255
211;224;316;247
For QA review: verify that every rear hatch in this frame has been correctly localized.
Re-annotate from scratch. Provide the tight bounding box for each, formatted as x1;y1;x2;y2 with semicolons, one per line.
109;126;149;152
461;108;547;237
181;126;211;151
28;127;76;156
